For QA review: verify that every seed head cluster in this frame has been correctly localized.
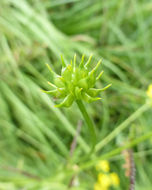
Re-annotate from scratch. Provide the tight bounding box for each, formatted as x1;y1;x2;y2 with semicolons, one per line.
42;54;111;108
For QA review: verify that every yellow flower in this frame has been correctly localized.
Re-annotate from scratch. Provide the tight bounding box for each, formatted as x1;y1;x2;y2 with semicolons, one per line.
110;172;120;186
94;183;100;190
98;173;111;188
146;84;152;99
96;160;110;172
94;183;108;190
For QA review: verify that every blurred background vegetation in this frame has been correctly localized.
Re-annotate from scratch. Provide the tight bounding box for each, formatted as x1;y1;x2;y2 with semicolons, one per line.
0;0;152;189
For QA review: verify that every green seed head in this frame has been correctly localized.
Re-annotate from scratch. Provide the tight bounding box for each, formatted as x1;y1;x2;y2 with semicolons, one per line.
42;54;111;107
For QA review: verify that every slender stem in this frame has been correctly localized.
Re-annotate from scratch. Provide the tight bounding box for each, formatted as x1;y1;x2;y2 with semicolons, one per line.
69;120;82;157
76;100;96;153
79;130;152;171
95;102;150;152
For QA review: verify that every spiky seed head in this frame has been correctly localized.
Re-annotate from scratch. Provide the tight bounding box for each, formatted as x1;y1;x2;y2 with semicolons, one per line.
42;54;111;107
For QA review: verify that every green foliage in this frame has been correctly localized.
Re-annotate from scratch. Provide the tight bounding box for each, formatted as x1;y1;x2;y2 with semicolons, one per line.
0;0;152;189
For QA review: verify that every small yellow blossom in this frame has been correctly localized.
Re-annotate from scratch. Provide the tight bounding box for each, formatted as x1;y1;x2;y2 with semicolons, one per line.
147;84;152;99
110;172;120;186
94;183;108;190
94;183;100;190
98;173;111;188
94;160;120;190
96;160;110;172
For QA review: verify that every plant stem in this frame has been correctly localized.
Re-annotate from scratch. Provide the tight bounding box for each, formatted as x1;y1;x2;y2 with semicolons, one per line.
95;102;150;152
79;130;152;171
76;100;96;153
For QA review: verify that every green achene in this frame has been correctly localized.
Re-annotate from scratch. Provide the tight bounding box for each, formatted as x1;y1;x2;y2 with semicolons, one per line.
42;54;111;108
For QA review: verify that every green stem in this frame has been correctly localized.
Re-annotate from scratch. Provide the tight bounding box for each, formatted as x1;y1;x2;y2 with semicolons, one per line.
95;102;150;152
79;130;152;171
76;100;96;153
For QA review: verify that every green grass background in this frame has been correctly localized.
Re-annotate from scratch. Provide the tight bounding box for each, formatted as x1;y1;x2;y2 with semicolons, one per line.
0;0;152;189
